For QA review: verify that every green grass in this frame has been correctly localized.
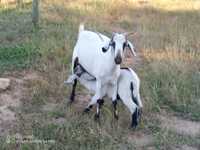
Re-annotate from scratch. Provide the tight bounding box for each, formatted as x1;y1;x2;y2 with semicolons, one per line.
0;44;40;72
141;55;200;121
154;129;200;149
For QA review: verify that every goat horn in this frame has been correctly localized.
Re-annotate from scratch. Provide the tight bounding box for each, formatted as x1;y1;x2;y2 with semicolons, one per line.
111;32;116;40
123;32;137;37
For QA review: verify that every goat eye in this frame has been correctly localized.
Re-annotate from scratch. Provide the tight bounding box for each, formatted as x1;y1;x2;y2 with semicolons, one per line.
111;42;116;49
123;42;127;50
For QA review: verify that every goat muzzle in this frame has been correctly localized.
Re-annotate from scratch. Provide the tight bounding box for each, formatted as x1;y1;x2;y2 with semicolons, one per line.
114;55;122;64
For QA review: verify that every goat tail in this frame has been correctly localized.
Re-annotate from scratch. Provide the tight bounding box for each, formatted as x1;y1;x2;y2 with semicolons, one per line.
130;82;143;108
79;23;84;33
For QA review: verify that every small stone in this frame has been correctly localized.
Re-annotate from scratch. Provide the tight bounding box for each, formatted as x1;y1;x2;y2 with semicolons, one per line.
0;78;11;91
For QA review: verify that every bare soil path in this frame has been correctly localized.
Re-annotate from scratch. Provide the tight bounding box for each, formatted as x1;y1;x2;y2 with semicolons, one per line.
0;71;39;136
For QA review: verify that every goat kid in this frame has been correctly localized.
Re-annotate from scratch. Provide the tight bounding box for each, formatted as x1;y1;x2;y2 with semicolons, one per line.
66;61;142;127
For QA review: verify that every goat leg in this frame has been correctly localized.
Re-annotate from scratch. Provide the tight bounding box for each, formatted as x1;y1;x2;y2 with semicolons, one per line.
94;99;104;120
69;79;77;103
112;100;119;120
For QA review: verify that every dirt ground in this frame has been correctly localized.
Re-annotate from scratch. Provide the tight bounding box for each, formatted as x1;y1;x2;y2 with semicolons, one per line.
0;69;199;150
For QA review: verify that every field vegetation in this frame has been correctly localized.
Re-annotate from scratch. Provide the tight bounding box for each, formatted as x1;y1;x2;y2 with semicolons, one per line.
0;0;200;149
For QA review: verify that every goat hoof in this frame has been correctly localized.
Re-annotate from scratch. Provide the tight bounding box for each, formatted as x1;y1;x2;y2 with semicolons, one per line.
83;105;93;113
69;96;75;103
94;114;100;121
131;108;139;128
100;99;104;105
138;108;142;117
83;108;90;113
97;99;104;107
84;105;92;113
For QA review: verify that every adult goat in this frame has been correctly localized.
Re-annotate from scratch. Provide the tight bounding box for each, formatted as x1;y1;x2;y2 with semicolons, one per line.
68;24;136;118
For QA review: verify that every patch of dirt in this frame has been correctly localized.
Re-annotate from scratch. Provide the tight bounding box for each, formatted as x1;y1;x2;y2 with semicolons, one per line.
173;145;199;150
72;91;91;111
23;72;41;81
128;131;154;148
159;115;200;137
0;79;23;136
145;146;157;150
0;71;40;136
52;118;66;125
42;102;58;112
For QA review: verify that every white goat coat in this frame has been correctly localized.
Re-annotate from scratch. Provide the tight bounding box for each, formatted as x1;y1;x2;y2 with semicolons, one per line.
117;69;143;113
77;68;143;114
73;30;119;83
72;25;120;105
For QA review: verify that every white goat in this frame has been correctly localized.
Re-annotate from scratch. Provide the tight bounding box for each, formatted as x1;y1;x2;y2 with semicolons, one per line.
67;62;143;127
68;24;136;119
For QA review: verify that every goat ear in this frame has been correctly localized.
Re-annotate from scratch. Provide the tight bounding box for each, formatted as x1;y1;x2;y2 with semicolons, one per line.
102;33;115;53
127;41;136;56
102;41;110;53
102;46;108;52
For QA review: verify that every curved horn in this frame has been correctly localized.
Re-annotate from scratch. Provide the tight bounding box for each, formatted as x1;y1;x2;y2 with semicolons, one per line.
123;32;137;37
111;32;116;41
